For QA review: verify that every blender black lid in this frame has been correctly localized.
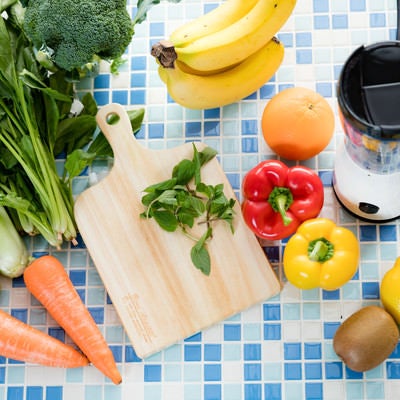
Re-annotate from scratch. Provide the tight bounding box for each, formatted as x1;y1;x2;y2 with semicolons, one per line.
338;0;400;138
361;41;400;129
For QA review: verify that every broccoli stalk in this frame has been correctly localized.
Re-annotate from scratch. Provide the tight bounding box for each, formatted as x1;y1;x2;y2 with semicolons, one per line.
22;0;134;74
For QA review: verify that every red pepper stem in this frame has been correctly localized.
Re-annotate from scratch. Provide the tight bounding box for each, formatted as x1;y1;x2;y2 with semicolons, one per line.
275;194;292;226
308;237;334;262
268;187;293;226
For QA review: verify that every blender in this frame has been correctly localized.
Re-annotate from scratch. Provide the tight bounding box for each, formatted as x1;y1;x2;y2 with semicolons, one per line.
333;2;400;222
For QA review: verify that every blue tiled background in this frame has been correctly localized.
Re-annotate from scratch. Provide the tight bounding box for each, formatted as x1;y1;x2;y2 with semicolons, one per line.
2;1;400;399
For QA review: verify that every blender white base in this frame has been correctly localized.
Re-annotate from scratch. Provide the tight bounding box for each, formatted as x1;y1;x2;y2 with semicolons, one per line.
333;143;400;222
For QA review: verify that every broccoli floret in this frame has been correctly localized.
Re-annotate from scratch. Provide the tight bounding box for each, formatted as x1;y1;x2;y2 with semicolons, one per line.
23;0;134;72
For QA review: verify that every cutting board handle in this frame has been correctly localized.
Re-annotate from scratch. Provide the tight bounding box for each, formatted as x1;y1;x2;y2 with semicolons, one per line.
96;103;142;154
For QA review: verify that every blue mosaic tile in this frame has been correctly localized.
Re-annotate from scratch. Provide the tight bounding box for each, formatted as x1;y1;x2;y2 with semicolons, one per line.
184;344;202;361
7;387;24;400
11;309;27;323
314;15;330;29
148;123;164;139
284;363;302;380
296;32;312;46
204;344;221;361
130;72;146;87
241;120;258;135
69;269;86;286
325;362;343;379
204;108;220;119
370;13;386;27
244;363;262;381
332;14;348;29
224;324;241;341
244;383;262;400
387;362;400;379
11;276;25;288
313;0;329;12
185;332;202;342
296;49;313;64
244;344;261;361
323;322;340;339
185;122;202;138
316;82;333;97
350;0;366;11
360;225;377;241
88;307;104;324
204;384;221;400
93;91;110;106
361;282;380;299
149;22;164;36
264;383;281;400
345;367;363;379
379;225;397;241
305;382;323;400
130;89;146;104
305;363;323;380
45;387;62;400
112;90;129;105
259;84;277;99
204;364;221;381
264;324;281;340
241;137;258;153
322;289;340;300
144;365;161;382
263;304;281;321
48;327;65;342
226;173;240;190
125;345;141;363
204;121;220;136
284;343;302;360
94;74;110;89
304;343;322;360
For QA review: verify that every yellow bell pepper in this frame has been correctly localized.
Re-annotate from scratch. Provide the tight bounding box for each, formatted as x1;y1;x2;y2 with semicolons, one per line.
283;218;360;290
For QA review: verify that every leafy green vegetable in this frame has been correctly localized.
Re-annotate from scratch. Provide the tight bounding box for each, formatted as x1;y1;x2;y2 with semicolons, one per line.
0;205;30;278
140;144;236;275
0;2;145;248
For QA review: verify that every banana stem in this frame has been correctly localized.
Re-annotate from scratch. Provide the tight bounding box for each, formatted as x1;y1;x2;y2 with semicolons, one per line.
151;41;177;68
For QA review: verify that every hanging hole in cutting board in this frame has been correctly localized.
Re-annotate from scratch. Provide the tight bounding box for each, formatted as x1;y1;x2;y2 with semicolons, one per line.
105;111;121;125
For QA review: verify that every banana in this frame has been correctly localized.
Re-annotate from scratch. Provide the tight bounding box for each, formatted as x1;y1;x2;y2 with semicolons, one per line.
158;37;284;110
174;0;296;73
169;0;259;47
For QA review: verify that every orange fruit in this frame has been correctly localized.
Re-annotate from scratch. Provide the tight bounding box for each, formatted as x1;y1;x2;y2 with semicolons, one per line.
261;87;335;161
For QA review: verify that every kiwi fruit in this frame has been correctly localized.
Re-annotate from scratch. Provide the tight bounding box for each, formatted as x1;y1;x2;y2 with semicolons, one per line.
333;305;399;372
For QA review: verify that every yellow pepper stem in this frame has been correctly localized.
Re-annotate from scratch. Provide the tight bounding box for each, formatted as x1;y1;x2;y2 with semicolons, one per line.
308;237;334;262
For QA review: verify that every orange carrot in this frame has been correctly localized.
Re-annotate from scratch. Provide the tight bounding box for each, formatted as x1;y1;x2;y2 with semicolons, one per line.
0;308;88;367
23;255;122;384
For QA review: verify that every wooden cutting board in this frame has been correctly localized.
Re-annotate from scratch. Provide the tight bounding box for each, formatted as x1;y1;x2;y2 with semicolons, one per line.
74;103;281;359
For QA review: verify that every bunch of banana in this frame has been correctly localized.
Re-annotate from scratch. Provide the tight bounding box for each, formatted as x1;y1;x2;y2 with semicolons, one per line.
151;0;297;110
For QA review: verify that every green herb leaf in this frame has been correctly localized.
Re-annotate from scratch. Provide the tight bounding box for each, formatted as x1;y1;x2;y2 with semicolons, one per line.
192;143;201;186
172;159;195;185
154;189;178;207
191;228;212;275
143;178;177;193
152;210;178;232
140;143;235;275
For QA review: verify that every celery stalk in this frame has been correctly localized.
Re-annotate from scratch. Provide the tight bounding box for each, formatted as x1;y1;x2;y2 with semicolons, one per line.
0;206;29;278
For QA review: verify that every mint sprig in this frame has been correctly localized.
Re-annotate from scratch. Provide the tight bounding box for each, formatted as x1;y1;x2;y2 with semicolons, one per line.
140;144;236;275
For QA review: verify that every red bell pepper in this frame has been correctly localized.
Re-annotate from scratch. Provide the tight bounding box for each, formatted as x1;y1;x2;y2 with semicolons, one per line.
241;160;324;240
